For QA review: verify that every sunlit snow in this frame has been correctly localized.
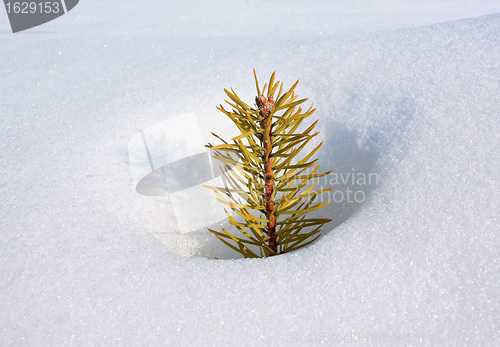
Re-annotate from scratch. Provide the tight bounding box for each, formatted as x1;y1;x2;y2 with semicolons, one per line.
1;0;499;345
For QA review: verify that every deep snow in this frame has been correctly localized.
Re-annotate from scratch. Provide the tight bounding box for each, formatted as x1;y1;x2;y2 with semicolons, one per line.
1;0;499;345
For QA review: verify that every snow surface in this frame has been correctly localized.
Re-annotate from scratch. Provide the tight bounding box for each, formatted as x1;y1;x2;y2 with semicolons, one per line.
1;0;499;345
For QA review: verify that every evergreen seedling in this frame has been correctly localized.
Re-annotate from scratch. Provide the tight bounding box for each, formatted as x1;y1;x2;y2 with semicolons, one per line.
204;70;332;258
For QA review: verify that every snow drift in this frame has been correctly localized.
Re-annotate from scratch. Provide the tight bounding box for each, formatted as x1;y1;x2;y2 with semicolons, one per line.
0;1;498;345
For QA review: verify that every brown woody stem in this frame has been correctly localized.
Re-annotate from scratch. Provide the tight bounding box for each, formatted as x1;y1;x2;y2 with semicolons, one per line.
256;95;277;256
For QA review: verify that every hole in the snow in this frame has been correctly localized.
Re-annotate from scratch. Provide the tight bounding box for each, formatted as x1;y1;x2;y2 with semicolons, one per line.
129;112;380;259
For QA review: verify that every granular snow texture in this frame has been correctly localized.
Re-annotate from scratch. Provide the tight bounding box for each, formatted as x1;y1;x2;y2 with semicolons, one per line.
0;1;499;345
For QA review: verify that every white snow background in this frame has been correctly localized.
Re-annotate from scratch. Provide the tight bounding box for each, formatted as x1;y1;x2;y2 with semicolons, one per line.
1;0;499;345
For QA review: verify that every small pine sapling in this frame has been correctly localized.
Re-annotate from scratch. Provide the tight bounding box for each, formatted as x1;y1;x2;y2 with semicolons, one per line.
204;70;332;258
